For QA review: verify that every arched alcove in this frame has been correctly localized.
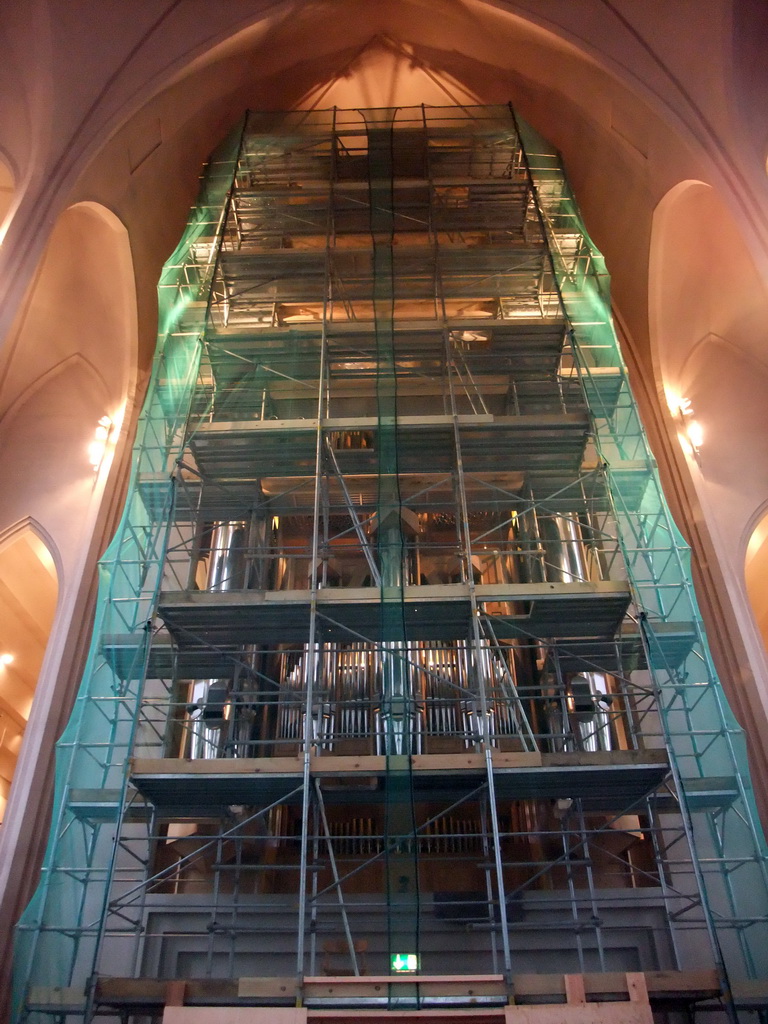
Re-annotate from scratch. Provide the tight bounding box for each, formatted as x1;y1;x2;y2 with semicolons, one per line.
0;356;115;562
0;200;137;978
0;196;137;836
0;202;136;584
649;181;768;558
746;508;768;660
649;179;768;724
0;201;135;427
0;155;14;238
0;522;58;823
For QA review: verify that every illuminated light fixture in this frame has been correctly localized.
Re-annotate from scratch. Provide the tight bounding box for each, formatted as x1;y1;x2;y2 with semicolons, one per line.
0;653;14;666
686;418;704;451
667;393;702;464
391;953;419;973
88;415;114;472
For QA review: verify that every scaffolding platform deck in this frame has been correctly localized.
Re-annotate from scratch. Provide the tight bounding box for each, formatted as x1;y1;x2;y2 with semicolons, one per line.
60;969;725;1016
204;318;569;376
217;243;550;304
139;459;651;520
129;750;669;812
103;617;696;681
156;581;631;646
83;766;738;826
189;413;590;480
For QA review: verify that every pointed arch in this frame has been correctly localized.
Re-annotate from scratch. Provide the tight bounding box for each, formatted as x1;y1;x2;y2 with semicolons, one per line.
0;199;138;570
649;180;768;548
0;352;111;434
745;503;768;664
0;200;137;425
649;177;768;708
0;519;59;823
0;517;62;588
0;151;15;244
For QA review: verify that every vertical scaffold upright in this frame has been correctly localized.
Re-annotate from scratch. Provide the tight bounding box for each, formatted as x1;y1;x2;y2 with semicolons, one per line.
13;105;768;1023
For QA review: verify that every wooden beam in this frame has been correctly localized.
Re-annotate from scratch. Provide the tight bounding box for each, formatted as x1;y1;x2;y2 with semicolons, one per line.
131;756;303;776
166;981;186;1007
131;750;666;779
626;973;649;1005
95;970;724;1012
564;975;586;1005
303;974;505;985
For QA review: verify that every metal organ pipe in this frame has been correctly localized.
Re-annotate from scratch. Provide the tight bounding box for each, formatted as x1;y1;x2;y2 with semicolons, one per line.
509;510;544;584
538;513;589;584
269;637;534;757
187;520;251;759
206;519;250;591
568;672;614;753
542;669;616;755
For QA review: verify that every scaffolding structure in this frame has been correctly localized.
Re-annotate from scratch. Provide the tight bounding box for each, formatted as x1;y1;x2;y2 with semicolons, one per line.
13;106;768;1023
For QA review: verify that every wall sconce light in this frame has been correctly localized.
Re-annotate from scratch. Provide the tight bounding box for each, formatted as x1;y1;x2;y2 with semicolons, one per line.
88;415;114;472
668;394;703;464
0;653;14;666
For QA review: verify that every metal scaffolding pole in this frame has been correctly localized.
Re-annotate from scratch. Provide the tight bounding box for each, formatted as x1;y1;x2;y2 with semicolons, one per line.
443;325;513;979
295;121;334;983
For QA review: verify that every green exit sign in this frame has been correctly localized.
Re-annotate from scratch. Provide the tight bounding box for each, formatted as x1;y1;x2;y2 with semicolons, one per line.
391;953;419;973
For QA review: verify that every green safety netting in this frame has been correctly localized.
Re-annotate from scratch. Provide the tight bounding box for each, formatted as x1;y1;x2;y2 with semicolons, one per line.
514;112;768;982
12;120;247;1020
